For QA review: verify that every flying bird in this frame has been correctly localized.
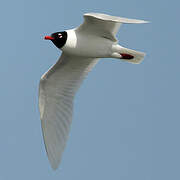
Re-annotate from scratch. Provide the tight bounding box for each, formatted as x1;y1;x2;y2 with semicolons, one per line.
39;13;148;170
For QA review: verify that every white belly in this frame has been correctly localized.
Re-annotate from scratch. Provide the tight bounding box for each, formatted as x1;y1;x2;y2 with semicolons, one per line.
62;29;114;58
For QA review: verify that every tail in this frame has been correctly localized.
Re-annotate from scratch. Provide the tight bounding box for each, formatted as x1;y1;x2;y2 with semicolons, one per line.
120;47;145;64
112;45;146;64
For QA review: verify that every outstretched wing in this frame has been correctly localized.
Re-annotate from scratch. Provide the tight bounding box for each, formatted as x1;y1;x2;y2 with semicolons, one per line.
39;53;98;169
76;12;148;41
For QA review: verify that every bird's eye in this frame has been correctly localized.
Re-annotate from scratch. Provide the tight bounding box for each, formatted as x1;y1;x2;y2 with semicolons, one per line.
58;33;63;38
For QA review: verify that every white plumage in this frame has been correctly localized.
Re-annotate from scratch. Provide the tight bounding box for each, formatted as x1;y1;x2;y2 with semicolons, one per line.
39;13;148;169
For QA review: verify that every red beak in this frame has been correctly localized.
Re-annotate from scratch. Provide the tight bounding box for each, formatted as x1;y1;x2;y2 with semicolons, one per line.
44;36;54;40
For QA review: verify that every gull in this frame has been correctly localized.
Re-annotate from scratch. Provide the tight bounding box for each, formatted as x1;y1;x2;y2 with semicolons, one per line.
39;12;148;170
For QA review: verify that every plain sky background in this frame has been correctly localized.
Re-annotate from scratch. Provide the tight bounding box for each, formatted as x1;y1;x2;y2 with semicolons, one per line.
0;0;179;179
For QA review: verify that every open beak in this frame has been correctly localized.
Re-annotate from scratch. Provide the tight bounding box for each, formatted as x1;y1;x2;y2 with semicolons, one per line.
44;36;54;40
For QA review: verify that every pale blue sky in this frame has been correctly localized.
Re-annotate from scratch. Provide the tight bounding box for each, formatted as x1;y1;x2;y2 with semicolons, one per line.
0;0;179;179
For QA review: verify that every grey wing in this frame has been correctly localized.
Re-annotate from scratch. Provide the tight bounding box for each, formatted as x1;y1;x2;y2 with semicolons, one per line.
76;12;148;41
39;53;99;170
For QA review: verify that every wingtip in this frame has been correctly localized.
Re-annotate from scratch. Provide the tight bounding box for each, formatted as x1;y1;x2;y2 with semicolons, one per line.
51;164;59;171
50;160;60;170
131;19;150;24
46;147;62;171
142;20;150;23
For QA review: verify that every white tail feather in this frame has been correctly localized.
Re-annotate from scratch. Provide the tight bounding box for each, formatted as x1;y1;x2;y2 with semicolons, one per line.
112;45;145;64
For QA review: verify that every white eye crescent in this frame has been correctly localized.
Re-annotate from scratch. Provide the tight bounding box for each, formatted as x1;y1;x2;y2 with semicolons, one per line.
58;33;63;38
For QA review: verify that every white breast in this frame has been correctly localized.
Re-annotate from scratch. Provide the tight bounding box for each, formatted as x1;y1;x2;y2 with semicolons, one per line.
62;29;114;58
62;29;77;50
